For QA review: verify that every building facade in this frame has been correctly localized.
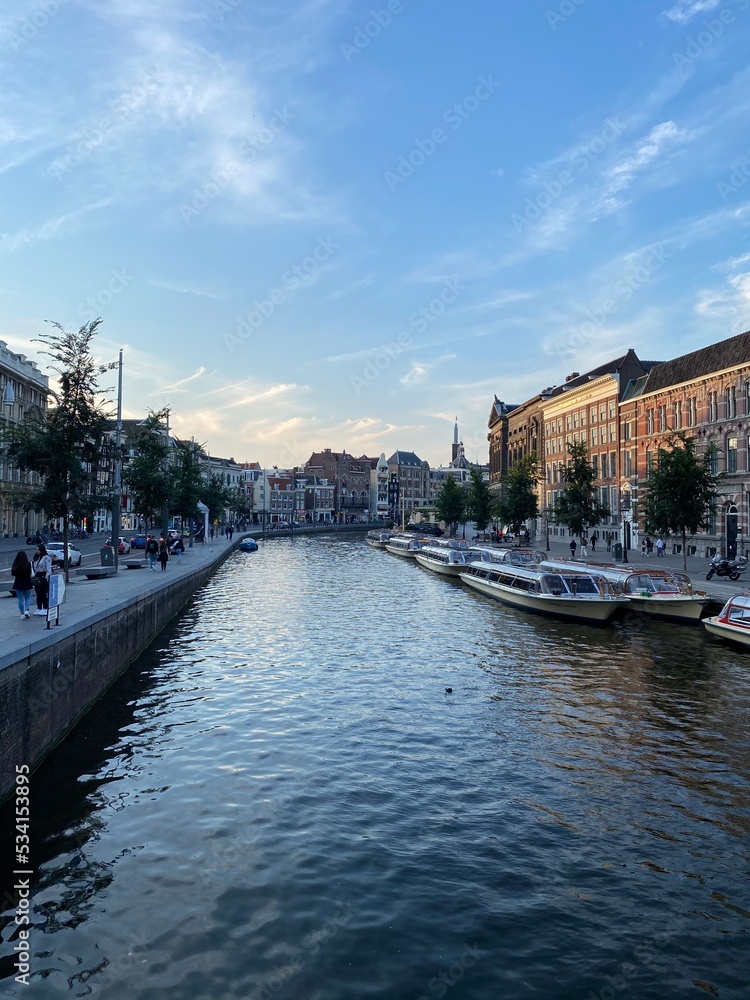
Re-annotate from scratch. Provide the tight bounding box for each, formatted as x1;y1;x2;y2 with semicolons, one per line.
386;450;430;519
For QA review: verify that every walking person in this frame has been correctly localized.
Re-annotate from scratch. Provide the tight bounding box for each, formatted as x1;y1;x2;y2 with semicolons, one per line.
145;535;159;571
656;537;665;558
645;537;653;558
158;537;169;571
580;536;588;558
12;550;33;619
569;538;577;559
590;535;597;553
31;544;52;616
173;534;184;563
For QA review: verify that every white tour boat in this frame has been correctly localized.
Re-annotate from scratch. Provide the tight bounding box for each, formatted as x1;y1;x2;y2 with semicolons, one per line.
415;540;472;577
384;534;424;558
539;559;710;622
703;594;750;649
365;529;392;548
459;560;628;623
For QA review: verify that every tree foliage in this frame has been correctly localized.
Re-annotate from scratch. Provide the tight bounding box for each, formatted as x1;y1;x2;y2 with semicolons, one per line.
640;432;720;570
550;441;609;537
122;409;170;527
200;472;233;523
465;466;493;531
2;319;114;577
435;473;465;536
496;454;539;532
169;440;204;533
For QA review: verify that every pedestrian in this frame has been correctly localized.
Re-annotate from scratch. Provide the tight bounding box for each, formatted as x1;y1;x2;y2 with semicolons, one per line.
31;544;52;616
158;537;169;571
569;538;577;559
646;537;653;557
606;533;611;552
591;535;597;553
580;536;588;558
173;534;184;563
11;550;33;619
641;537;647;558
209;525;215;540
145;535;159;571
656;537;665;557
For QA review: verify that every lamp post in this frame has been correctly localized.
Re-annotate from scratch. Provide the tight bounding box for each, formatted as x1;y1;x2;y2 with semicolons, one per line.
111;350;123;571
621;483;631;564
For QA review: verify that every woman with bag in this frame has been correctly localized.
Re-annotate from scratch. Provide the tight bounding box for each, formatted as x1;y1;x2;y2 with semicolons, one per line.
11;550;34;619
31;543;53;616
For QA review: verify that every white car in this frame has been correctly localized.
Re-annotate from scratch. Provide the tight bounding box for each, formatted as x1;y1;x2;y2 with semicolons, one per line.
45;542;83;567
106;536;131;554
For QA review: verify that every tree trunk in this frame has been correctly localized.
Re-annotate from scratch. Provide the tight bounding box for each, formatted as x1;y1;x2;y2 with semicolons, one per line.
682;529;687;572
63;514;70;585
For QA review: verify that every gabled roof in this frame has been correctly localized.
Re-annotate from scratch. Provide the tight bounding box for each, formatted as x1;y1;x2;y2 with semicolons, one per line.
387;450;425;467
546;349;659;400
641;331;750;394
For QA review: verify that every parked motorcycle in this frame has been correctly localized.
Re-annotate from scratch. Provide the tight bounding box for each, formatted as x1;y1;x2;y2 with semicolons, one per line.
706;553;748;581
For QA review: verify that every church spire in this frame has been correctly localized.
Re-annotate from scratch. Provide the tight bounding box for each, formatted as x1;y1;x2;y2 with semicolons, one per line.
453;416;459;445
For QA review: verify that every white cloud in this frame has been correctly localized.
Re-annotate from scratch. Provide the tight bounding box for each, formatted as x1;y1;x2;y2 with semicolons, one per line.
0;200;111;253
663;0;721;24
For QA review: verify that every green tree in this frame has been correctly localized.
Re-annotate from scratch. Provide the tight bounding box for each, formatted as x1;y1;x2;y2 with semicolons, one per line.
200;472;232;525
550;441;609;538
496;454;539;533
3;319;114;580
169;440;203;540
465;466;493;531
640;432;720;570
435;473;465;537
122;409;170;529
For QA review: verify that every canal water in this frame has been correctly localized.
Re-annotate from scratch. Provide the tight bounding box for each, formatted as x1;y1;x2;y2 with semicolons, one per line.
1;535;749;999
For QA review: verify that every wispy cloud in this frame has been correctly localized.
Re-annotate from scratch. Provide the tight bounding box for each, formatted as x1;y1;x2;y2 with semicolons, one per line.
147;278;225;299
0;200;111;253
663;0;721;24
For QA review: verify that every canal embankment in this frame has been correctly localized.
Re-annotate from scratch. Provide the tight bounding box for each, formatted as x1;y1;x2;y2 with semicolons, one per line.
0;525;371;805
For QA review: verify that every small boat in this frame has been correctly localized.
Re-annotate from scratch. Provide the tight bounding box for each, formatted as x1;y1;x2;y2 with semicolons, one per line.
238;537;259;552
384;534;424;558
540;559;710;622
365;529;392;548
415;541;472;576
703;593;750;649
459;560;628;623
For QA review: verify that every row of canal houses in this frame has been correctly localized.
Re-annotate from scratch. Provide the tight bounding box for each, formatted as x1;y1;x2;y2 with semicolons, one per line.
488;330;750;558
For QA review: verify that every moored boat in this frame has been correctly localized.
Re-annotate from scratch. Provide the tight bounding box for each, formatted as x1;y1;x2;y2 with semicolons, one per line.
459;560;628;623
384;534;424;558
365;529;392;548
539;559;710;622
703;593;750;649
415;541;472;576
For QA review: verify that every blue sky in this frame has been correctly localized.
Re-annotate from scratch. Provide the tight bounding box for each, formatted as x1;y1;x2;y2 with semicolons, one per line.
2;0;750;467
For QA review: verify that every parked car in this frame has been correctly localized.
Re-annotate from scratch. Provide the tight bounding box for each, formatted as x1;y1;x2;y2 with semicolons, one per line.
106;537;132;555
130;535;147;549
405;523;444;537
45;542;83;567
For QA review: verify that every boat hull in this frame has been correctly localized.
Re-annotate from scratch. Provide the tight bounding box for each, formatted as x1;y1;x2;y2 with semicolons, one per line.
414;554;465;576
459;572;624;623
385;543;420;558
365;538;389;548
703;616;750;648
625;595;709;622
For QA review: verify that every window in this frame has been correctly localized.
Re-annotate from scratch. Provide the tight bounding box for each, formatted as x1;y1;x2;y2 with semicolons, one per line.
726;386;736;419
599;426;606;444
646;448;653;477
573;412;578;429
591;454;598;477
727;436;738;473
608;401;616;419
610;452;617;478
646;409;654;435
609;423;616;443
580;410;586;427
658;405;667;433
674;400;682;429
708;445;719;476
624;450;633;478
623;421;632;441
708;391;718;422
591;429;597;447
591;407;597;423
687;397;697;427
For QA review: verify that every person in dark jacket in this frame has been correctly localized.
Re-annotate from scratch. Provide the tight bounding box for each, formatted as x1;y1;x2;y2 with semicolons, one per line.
158;537;169;571
145;535;159;570
12;550;33;619
31;544;52;614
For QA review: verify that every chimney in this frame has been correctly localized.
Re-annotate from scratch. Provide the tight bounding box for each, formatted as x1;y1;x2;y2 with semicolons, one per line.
565;372;580;382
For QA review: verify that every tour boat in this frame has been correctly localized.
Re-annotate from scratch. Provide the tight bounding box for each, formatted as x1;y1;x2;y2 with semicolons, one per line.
384;534;424;558
703;594;750;649
459;560;628;623
470;546;546;567
415;541;472;577
365;529;392;548
539;559;710;622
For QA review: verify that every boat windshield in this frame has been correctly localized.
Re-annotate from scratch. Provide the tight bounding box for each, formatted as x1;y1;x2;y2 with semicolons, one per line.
721;594;750;624
625;574;680;595
539;574;603;596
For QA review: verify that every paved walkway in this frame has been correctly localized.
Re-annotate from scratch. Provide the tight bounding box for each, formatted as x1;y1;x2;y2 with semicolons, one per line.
0;536;238;667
